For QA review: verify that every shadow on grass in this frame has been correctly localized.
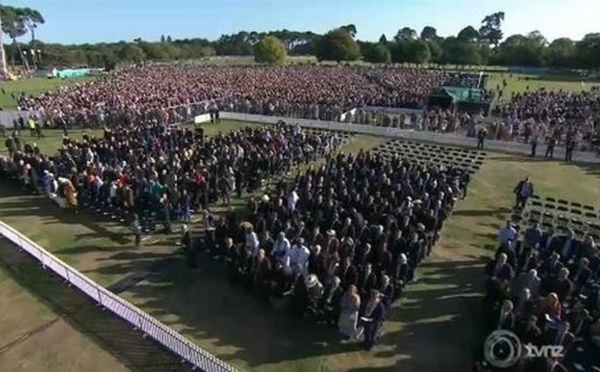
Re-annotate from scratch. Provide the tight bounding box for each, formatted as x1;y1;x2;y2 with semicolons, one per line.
571;161;600;181
530;75;600;84
452;207;512;218
0;238;190;372
0;183;130;246
122;248;486;372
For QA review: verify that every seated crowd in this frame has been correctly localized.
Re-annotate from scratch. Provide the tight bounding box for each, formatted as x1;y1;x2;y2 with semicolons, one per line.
200;150;472;349
15;65;482;127
0;121;344;237
482;218;600;371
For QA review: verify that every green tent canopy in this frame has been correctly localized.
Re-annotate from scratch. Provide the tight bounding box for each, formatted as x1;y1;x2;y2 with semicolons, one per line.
430;86;487;103
427;86;491;115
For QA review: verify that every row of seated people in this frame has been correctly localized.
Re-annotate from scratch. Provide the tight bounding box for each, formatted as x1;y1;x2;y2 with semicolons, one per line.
184;150;472;349
478;221;600;371
0;122;344;237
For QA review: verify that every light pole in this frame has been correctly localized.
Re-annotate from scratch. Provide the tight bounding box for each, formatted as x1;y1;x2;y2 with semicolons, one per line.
0;0;9;78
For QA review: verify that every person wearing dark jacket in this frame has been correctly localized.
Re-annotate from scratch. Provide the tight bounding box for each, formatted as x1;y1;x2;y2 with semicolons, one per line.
513;177;534;209
182;224;197;270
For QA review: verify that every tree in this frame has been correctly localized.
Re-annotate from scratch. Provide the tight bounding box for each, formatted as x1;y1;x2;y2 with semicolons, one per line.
440;36;481;65
406;39;431;64
495;34;546;67
479;11;505;47
576;33;600;69
547;38;575;67
21;7;43;43
378;34;388;44
420;26;437;41
426;40;443;64
253;35;287;64
394;27;417;41
1;5;29;70
314;28;360;62
340;24;357;38
362;42;391;64
117;43;146;63
457;26;479;43
0;1;7;77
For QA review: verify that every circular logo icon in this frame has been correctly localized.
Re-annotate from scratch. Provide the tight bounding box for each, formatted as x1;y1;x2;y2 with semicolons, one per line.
483;329;522;368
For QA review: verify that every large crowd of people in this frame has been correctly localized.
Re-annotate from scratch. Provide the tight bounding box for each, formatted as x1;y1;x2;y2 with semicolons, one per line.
201;150;471;349
14;66;484;127
5;62;600;366
478;181;600;371
0;111;474;349
9;64;600;156
0;121;345;237
490;90;600;152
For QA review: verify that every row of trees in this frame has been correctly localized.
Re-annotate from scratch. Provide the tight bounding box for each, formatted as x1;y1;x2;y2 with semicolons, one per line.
1;4;600;70
315;14;600;69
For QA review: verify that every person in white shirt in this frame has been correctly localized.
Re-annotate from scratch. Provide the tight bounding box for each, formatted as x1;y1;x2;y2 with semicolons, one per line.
272;232;291;262
287;238;310;276
287;188;300;213
245;227;260;256
498;221;517;245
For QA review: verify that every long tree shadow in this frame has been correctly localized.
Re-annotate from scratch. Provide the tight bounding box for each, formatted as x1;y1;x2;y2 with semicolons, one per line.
121;247;487;371
0;186;130;245
0;238;190;372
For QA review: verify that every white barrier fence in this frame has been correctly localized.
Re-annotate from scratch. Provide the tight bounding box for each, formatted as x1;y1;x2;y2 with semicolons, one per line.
209;112;600;164
0;220;240;372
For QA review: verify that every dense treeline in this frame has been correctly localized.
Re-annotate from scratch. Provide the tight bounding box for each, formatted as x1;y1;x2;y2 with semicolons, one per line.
1;5;600;70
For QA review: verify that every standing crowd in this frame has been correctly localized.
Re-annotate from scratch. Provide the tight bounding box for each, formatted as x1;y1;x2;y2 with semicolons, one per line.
14;65;482;127
489;90;600;153
0;121;344;238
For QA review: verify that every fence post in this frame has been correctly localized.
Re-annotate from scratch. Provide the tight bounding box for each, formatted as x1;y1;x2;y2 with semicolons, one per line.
96;284;104;308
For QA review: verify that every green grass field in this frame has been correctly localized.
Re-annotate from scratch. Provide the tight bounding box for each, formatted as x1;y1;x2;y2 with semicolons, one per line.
1;70;600;372
0;77;93;109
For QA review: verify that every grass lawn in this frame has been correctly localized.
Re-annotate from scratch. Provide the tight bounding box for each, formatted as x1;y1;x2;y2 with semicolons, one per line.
0;238;190;372
0;77;94;110
486;72;600;102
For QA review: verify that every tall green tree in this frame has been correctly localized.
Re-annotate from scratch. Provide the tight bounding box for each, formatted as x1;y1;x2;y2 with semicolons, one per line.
253;35;287;64
361;42;391;64
314;28;360;62
395;27;417;41
21;7;43;43
576;33;600;69
547;38;576;67
457;26;479;43
479;11;505;47
420;26;437;41
340;24;357;39
0;5;29;69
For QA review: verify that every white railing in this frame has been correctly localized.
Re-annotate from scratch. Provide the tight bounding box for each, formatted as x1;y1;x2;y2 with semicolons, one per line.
212;112;600;164
0;220;240;372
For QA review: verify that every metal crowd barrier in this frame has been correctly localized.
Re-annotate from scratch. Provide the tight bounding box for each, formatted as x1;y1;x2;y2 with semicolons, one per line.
0;220;240;372
211;112;600;164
